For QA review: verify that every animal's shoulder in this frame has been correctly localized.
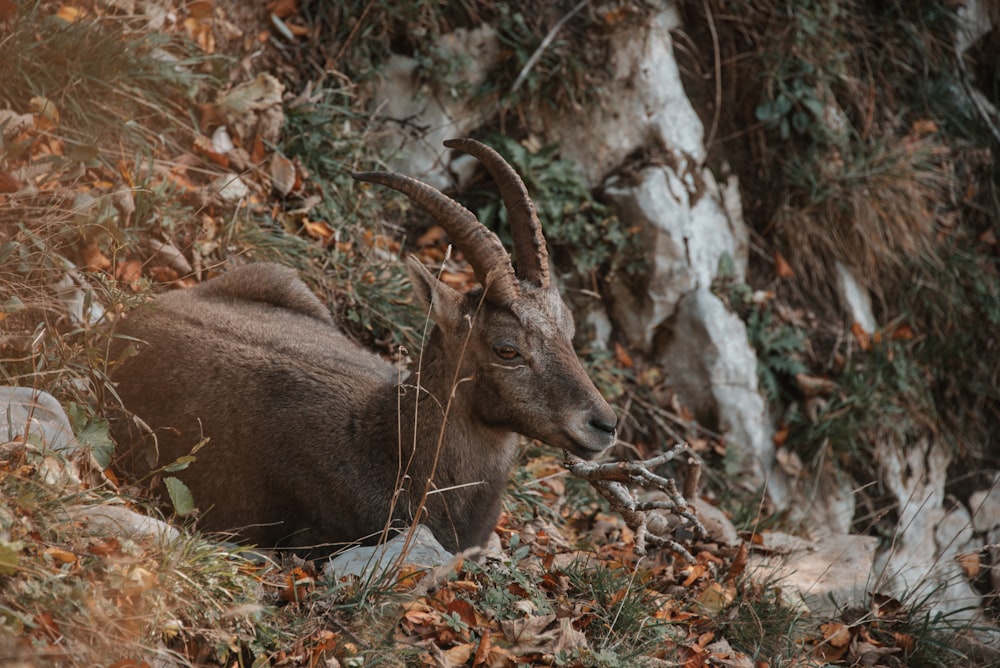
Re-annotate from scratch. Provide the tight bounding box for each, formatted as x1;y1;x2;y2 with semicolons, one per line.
187;263;333;323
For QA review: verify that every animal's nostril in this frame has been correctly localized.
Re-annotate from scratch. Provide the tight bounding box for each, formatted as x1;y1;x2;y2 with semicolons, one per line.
590;416;617;435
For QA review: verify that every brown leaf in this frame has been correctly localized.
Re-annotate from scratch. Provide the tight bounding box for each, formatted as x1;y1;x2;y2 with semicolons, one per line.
270;152;297;196
891;323;915;341
820;621;851;648
0;0;16;21
417;225;447;248
0;171;20;193
774;251;794;278
44;546;77;565
193;134;230;168
956;551;981;579
850;321;871;351
794;373;838;398
500;614;557;653
270;0;298;18
614;342;634;368
726;541;748;583
82;243;111;272
436;642;475;667
149;265;179;284
302;219;334;243
116;259;144;290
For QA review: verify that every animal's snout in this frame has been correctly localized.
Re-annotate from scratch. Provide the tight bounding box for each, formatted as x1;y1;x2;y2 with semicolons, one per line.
589;415;617;436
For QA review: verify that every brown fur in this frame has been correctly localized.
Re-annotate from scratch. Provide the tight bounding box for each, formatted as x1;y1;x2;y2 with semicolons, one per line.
110;145;617;556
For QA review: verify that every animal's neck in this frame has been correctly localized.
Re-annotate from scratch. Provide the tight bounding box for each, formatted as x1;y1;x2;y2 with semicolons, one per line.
397;346;516;477
368;342;518;550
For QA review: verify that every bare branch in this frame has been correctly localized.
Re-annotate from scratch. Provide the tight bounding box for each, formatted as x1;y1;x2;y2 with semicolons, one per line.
564;444;706;561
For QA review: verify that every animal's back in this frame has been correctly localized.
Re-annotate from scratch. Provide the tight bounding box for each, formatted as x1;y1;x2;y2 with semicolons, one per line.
110;263;400;548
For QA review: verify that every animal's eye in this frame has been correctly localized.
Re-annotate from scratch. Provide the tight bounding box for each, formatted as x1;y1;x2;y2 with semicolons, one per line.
494;344;520;361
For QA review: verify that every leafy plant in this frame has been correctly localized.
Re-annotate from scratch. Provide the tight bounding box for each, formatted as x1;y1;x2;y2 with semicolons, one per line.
466;135;640;278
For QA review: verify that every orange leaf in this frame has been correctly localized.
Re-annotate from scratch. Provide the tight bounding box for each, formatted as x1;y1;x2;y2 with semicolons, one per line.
726;541;748;583
774;251;794;278
891;323;915;341
850;322;871;352
116;258;144;290
82;243;111;272
956;551;981;579
302;219;334;243
56;5;84;22
0;171;20;193
820;621;851;647
44;547;77;565
193;135;229;168
0;0;16;21
772;425;788;447
614;342;634;368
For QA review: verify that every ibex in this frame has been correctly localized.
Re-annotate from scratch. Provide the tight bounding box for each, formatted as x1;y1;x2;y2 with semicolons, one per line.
110;138;617;555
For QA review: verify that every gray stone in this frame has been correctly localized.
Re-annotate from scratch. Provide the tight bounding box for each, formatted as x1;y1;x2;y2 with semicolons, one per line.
537;8;705;186
323;524;453;580
372;25;500;190
834;261;877;334
655;289;774;489
748;531;879;617
970;475;1000;533
604;165;747;352
1;386;77;452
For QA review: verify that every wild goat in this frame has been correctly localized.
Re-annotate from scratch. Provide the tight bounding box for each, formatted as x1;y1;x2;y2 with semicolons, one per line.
110;138;617;554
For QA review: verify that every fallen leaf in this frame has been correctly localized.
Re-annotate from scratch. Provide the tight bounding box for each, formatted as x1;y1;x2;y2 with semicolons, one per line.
270;152;296;196
193;135;230;168
891;323;915;341
0;171;20;193
794;373;838;398
850;321;871;352
56;4;84;22
417;225;447;248
774;251;794;278
726;541;748;583
30;96;59;128
44;546;77;565
82;243;111;272
820;621;851;648
956;551;981;579
614;342;634;368
120;566;156;597
302;219;334;243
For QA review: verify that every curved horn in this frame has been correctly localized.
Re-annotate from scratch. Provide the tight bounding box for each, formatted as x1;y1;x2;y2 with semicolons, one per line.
444;138;550;289
352;171;520;303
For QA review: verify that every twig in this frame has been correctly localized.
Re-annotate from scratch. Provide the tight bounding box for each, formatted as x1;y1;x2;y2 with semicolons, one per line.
510;0;592;95
564;444;706;562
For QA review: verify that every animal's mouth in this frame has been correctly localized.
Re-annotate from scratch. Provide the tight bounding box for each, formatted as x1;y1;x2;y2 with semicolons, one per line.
560;425;616;461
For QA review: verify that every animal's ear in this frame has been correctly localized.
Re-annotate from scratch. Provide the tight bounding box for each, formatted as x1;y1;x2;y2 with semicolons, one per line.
407;255;467;331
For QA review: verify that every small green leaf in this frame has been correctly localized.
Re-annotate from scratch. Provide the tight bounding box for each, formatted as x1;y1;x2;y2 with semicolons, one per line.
164;455;196;473
164;477;195;516
76;416;114;469
0;540;23;576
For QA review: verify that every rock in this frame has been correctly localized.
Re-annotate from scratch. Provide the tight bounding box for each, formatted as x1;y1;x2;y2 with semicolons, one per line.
692;497;739;547
372;25;500;190
0;387;77;451
834;261;877;334
655;289;774;490
211;173;250;203
970;474;1000;533
871;438;984;619
323;524;453;580
784;465;858;540
748;531;878;617
537;8;705;186
60;504;181;544
604;165;747;352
